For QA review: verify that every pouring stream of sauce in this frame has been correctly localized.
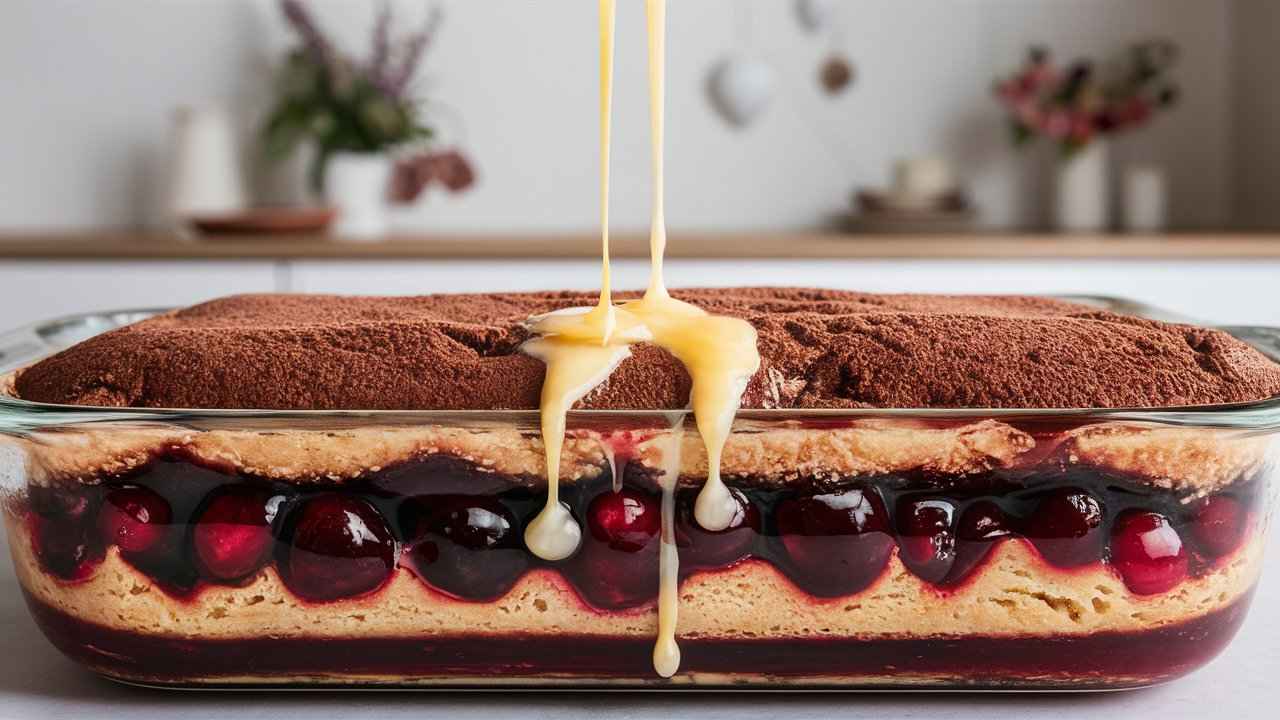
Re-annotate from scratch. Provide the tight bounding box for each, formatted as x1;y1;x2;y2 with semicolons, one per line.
522;0;760;678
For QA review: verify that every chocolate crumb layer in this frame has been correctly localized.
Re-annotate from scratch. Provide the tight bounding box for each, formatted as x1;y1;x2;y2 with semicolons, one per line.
14;289;1280;410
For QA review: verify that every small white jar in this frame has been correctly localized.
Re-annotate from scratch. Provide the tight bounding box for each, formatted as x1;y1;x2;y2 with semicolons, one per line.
1121;165;1169;234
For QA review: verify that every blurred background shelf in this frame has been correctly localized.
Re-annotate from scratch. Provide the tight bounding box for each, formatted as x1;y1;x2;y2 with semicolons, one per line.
2;232;1280;260
6;231;1278;334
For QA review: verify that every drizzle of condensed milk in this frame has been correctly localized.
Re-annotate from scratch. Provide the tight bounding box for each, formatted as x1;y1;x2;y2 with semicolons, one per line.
521;0;760;677
523;0;627;563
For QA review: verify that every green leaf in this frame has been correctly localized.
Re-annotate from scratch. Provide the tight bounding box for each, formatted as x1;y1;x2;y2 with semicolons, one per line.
279;51;321;99
1060;139;1086;159
1010;121;1035;147
309;146;331;195
262;102;315;161
260;41;439;165
360;97;404;141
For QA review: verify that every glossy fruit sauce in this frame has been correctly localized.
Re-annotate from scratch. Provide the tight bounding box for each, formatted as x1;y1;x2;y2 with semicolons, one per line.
14;440;1266;687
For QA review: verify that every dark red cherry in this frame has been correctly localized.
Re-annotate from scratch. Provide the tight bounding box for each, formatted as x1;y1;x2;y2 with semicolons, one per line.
369;454;512;499
896;497;957;585
675;488;760;570
1111;511;1188;596
587;487;661;552
776;488;894;598
97;485;172;557
29;512;103;581
279;495;396;602
408;496;528;601
1191;495;1247;558
1025;488;1105;568
28;484;97;522
948;500;1012;583
571;541;659;610
193;488;275;582
572;488;661;609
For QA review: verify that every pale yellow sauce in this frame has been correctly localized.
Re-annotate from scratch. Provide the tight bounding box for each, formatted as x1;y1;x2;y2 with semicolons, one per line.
521;0;761;678
652;411;686;678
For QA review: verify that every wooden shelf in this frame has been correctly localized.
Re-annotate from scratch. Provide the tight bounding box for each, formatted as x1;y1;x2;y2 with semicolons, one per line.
1;232;1279;261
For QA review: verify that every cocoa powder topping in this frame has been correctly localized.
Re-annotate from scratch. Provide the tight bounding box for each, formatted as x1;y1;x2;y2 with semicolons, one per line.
14;289;1280;411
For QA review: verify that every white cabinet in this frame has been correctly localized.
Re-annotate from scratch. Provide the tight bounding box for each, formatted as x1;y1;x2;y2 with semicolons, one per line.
0;261;277;330
291;259;615;296
292;258;1280;327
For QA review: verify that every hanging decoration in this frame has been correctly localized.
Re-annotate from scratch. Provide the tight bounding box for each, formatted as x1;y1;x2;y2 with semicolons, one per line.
706;0;777;128
795;0;836;34
708;57;778;128
820;55;854;95
812;0;855;97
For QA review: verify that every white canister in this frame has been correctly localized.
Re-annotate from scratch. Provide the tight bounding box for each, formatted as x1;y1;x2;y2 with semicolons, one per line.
168;106;247;227
893;156;955;201
1054;140;1111;234
325;152;393;241
1121;165;1169;234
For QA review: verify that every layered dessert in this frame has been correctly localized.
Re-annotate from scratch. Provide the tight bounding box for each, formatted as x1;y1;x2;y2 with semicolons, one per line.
2;289;1279;688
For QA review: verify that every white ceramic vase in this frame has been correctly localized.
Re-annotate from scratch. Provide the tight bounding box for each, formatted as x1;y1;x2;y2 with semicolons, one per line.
325;152;393;241
1054;140;1111;234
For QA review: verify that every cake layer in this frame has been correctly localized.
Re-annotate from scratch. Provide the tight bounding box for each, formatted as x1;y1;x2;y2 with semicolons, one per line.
9;517;1260;642
14;290;1280;411
24;591;1254;688
10;416;1271;494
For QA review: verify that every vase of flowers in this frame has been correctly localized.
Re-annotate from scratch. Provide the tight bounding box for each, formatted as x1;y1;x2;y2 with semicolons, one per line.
995;42;1179;233
1054;138;1110;233
264;0;474;239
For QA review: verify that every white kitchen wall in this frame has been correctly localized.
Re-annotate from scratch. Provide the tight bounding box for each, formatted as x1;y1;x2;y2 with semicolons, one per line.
1232;0;1280;230
0;0;1245;233
290;258;1280;327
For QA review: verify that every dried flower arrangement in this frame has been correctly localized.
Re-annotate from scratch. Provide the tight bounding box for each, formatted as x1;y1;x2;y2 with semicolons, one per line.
995;40;1181;157
263;0;473;201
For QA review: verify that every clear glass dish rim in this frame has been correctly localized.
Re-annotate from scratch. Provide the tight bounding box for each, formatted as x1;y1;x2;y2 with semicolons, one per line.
2;304;1279;433
5;387;1280;433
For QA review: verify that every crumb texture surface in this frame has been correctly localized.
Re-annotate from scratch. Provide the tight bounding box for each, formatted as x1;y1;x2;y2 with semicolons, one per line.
14;289;1280;410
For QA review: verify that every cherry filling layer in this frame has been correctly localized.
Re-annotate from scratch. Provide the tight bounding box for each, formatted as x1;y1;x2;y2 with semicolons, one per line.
21;450;1260;607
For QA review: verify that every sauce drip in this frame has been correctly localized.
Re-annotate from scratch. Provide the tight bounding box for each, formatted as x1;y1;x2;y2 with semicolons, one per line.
522;0;761;677
652;411;686;678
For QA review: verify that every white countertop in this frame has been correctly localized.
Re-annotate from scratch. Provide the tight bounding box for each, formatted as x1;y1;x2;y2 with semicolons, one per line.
0;526;1276;719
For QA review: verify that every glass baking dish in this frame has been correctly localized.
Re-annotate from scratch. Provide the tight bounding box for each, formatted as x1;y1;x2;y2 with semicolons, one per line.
0;303;1277;690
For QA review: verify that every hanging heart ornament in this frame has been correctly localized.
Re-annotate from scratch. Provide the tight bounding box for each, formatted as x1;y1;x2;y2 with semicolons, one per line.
796;0;836;33
707;56;777;128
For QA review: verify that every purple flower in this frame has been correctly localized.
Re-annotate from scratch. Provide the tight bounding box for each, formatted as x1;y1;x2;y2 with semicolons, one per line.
368;2;393;91
281;0;338;76
386;4;443;99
